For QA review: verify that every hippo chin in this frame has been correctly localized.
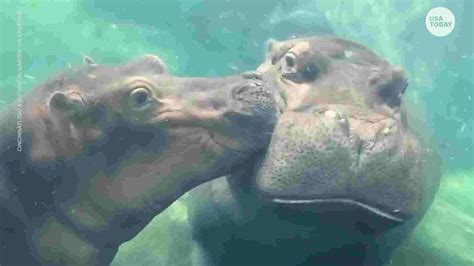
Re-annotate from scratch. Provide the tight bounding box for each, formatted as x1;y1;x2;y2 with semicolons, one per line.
187;36;441;265
0;55;278;265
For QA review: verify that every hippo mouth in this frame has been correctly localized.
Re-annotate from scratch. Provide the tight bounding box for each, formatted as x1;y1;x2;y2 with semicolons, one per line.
265;196;405;234
271;197;405;223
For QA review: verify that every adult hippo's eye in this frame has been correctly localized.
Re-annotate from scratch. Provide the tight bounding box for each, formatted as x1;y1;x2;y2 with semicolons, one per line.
281;53;297;75
300;63;318;81
281;52;319;83
129;87;151;110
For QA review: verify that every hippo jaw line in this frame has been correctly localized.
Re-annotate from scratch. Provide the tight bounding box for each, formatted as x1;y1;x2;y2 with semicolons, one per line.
271;197;405;222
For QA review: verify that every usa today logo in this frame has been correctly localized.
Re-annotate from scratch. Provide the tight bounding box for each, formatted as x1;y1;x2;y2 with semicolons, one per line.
425;7;455;37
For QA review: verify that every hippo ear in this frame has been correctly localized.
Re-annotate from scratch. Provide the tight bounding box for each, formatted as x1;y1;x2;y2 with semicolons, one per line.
83;56;97;66
124;54;167;75
48;91;86;117
376;66;408;108
257;39;282;73
265;39;279;53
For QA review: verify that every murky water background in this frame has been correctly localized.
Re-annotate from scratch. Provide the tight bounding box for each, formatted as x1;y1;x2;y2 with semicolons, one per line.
0;0;472;265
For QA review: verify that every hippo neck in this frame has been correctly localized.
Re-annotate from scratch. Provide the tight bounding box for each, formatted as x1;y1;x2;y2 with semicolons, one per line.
0;104;59;225
0;101;100;220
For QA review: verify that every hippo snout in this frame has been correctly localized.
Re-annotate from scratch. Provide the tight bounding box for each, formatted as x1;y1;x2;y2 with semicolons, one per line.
229;78;278;117
152;75;280;154
220;76;280;153
254;106;423;229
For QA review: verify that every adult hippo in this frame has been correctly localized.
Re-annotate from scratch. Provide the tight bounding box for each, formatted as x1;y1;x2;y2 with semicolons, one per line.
187;36;441;265
0;55;278;265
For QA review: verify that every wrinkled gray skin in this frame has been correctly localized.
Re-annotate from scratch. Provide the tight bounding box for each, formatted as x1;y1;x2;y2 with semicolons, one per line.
0;55;278;265
187;36;441;265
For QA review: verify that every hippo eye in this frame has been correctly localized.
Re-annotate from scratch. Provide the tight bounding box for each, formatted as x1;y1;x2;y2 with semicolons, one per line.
129;87;151;110
281;52;322;83
283;53;296;70
300;63;318;81
285;53;295;67
281;53;296;78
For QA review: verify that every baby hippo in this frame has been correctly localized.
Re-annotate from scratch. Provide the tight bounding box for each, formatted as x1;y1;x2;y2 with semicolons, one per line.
0;55;278;265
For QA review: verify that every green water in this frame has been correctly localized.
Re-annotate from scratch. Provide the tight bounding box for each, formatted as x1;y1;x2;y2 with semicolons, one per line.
0;0;472;265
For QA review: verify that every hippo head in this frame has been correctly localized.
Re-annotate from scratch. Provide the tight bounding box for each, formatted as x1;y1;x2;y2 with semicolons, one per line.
252;36;434;232
22;55;278;264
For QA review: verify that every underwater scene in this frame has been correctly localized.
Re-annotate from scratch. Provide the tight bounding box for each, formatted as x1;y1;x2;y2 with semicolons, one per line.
0;0;472;265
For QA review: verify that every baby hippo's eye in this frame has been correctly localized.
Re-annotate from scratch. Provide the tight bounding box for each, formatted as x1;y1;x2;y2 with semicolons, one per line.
129;87;151;110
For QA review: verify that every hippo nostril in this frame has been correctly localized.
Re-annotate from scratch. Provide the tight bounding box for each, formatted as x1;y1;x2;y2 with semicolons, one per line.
234;83;254;95
233;82;264;97
361;140;376;150
241;71;263;80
